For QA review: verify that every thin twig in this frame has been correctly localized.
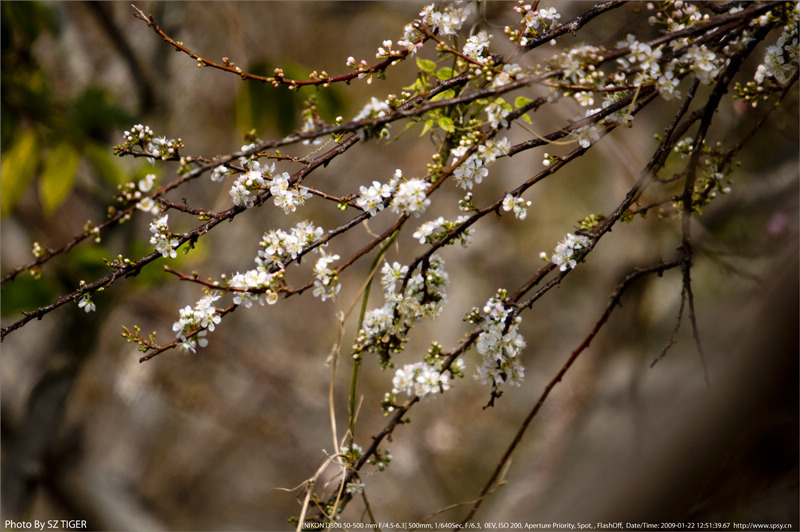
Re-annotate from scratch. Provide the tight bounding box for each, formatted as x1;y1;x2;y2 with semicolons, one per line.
457;259;682;527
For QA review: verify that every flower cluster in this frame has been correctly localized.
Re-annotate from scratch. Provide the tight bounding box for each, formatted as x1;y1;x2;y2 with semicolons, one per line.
485;100;511;129
354;96;393;139
145;135;183;163
683;44;722;85
574;124;601;149
118;124;183;163
656;64;682;101
490;63;522;88
135;174;160;214
543;232;593;272
397;21;425;55
413;215;473;247
502;194;532;220
452;136;510;190
345;480;365;495
355;256;448;365
506;2;561;46
391;361;451;398
390;177;430;217
353;96;392;120
116;173;161;214
473;290;526;388
122;123;154;146
227;269;281;308
172;292;222;353
210;164;231;182
229;170;268;208
270;172;311;214
312;251;341;302
617;34;665;84
238;143;267;171
419;2;470;37
356;178;396;216
523;5;561;33
463;31;492;63
755;24;799;85
256;220;324;270
149;214;180;259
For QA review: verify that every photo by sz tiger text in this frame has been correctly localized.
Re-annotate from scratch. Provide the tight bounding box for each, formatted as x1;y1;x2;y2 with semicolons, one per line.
4;520;88;530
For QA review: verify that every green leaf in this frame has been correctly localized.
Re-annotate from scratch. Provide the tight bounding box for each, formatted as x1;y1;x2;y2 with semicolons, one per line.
38;141;81;214
438;116;455;133
419;119;434;137
436;67;455;80
403;77;425;92
416;57;437;73
515;96;534;109
1;128;40;216
430;89;455;102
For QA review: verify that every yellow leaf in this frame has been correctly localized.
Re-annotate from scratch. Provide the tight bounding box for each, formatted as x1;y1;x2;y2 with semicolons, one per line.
438;116;455;133
0;128;40;216
416;57;436;73
38;141;81;214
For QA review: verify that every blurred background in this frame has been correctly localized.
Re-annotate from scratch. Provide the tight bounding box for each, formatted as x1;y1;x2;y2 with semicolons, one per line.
1;2;797;530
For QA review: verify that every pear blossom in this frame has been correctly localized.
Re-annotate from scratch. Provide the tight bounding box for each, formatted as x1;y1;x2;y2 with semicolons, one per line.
413;215;473;246
502;194;532;220
419;3;470;36
463;31;492;62
172;293;222;353
392;361;450;398
270;172;311;214
390;178;430;217
210;165;230;182
78;293;96;313
149;214;180;258
473;290;526;388
549;232;592;271
312;251;341;301
356;180;395;216
356;255;448;362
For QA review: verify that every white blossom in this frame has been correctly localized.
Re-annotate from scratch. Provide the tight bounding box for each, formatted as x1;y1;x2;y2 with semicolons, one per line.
390;178;430;217
356;180;395;216
419;3;470;36
172;293;222;353
312;250;341;301
485;100;510;129
502;194;531;220
413;215;473;246
474;290;526;388
270;172;311;214
392;362;450;398
357;255;448;360
210;165;230;182
523;6;561;32
78;293;96;313
149;214;180;259
549;232;592;271
491;63;522;88
463;31;492;62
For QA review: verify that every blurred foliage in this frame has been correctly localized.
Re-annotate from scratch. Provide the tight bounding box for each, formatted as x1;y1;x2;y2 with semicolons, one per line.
1;1;135;217
234;60;345;136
